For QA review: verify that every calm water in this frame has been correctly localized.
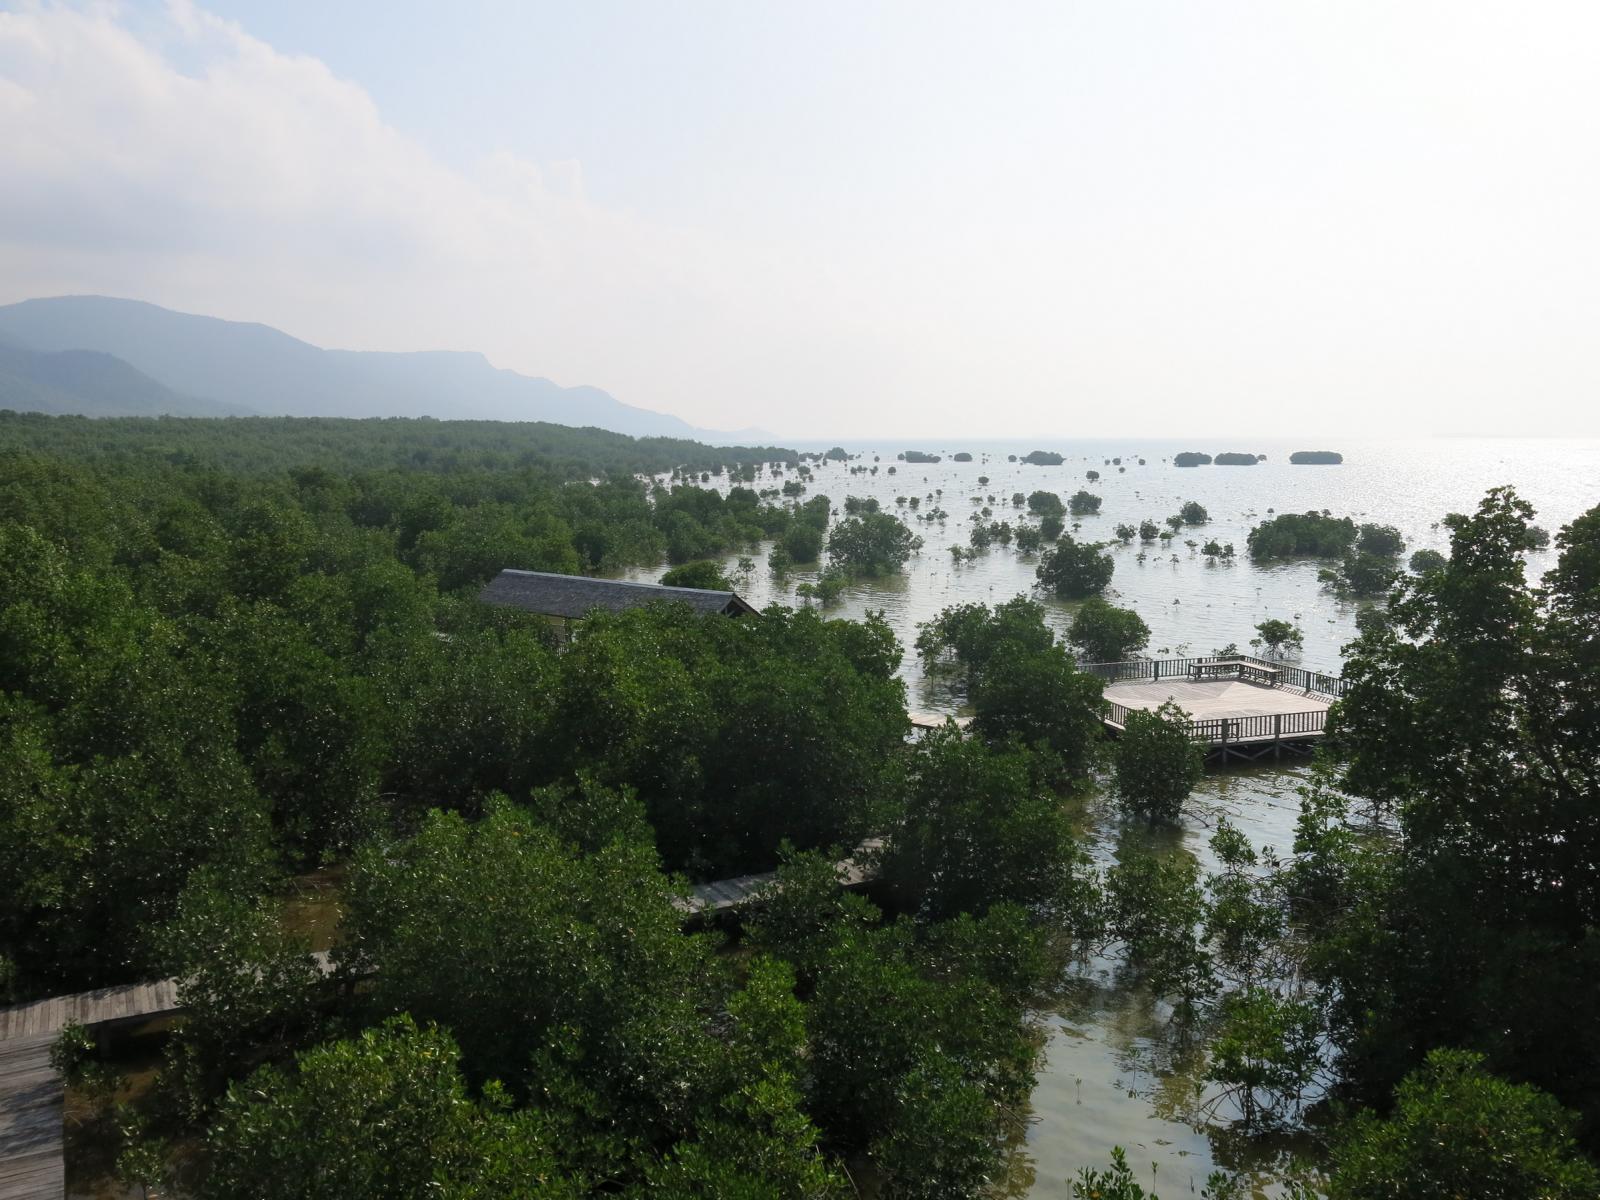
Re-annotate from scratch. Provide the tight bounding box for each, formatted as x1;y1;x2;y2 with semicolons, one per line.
625;436;1598;1195
1002;765;1318;1198
629;436;1599;706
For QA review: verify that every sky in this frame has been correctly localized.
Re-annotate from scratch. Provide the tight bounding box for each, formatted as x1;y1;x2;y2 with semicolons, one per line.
2;0;1598;438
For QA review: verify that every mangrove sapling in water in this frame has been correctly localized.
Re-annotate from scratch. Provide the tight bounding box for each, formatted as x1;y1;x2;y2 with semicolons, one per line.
1067;597;1151;663
1102;840;1214;1016
1251;618;1303;658
1110;701;1203;822
1069;489;1103;516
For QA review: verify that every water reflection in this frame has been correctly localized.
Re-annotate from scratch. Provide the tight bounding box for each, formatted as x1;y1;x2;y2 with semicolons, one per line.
1012;763;1319;1198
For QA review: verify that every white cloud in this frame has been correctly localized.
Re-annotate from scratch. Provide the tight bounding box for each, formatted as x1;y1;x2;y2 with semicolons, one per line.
0;0;842;430
2;2;1598;437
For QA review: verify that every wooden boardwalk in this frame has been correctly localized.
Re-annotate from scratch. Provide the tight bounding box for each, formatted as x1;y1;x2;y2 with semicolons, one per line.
0;980;180;1044
680;839;882;917
1;981;183;1199
0;838;881;1197
0;1037;60;1200
907;711;971;732
0;959;329;1200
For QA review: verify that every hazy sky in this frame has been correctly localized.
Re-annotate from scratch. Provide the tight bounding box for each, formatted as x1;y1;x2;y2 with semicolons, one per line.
3;1;1598;437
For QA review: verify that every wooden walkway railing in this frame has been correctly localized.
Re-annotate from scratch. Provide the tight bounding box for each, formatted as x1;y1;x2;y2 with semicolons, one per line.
1102;700;1330;746
1081;653;1350;700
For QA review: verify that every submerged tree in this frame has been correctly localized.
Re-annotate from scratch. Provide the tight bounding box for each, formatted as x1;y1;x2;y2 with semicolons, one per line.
1251;618;1303;658
1067;597;1150;662
1068;489;1103;516
826;509;922;575
659;560;732;589
1110;700;1202;821
1036;537;1114;598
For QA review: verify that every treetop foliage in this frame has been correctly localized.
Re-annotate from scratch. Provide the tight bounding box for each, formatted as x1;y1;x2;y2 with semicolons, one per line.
1110;700;1203;821
1067;597;1150;663
1325;1050;1600;1200
1319;487;1600;1137
0;410;796;478
825;508;922;575
1036;535;1115;598
1246;510;1359;560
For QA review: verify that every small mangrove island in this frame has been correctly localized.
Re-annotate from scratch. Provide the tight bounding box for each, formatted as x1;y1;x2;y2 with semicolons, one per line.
1290;449;1344;464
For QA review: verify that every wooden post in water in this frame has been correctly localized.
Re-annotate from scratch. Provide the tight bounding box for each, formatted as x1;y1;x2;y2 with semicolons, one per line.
1220;718;1230;761
1273;713;1282;761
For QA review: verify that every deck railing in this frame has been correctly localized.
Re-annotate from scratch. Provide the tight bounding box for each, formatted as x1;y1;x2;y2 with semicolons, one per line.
1090;654;1346;747
1081;654;1350;699
1102;703;1330;747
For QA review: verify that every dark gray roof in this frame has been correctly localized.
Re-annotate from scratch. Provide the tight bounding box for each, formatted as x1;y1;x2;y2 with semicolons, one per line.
479;569;757;620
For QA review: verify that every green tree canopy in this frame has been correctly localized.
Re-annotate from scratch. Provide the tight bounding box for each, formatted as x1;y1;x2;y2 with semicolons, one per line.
882;726;1090;920
1036;536;1114;598
1326;1050;1600;1200
1068;489;1102;516
1246;511;1358;560
202;1016;576;1200
659;560;733;589
825;509;921;575
1110;700;1203;821
1321;488;1600;1129
1067;597;1150;662
1251;618;1303;658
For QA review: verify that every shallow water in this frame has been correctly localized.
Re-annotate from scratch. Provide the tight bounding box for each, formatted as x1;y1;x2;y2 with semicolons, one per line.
1006;765;1316;1198
622;437;1598;1194
627;436;1600;705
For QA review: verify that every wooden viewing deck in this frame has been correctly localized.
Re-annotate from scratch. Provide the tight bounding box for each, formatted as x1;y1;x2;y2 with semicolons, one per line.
1085;655;1348;763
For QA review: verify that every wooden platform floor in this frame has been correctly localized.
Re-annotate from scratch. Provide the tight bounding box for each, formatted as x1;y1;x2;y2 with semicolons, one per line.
0;954;332;1200
1103;677;1331;722
907;712;972;732
0;1037;61;1200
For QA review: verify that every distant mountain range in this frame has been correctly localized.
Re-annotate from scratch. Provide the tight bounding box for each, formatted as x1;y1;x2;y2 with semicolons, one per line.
0;296;759;441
